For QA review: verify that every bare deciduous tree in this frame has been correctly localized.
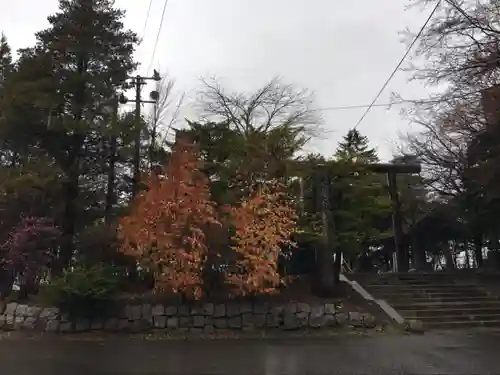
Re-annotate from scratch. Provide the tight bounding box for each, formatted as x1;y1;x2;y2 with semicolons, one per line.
197;76;322;138
398;0;500;197
147;71;185;164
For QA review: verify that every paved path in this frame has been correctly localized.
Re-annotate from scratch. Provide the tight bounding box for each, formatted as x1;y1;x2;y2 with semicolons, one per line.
1;330;500;374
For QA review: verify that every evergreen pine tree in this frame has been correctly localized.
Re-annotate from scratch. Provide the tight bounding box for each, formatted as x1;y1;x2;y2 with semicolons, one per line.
330;129;391;268
3;0;139;270
0;32;12;85
335;128;378;163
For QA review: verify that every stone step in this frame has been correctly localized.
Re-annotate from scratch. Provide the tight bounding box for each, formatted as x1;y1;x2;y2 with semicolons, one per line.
368;284;479;290
388;295;497;304
373;290;490;300
403;307;500;318
423;319;500;329
404;313;500;323
392;300;500;310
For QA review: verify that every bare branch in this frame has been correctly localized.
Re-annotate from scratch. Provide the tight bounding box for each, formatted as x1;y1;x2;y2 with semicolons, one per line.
196;76;323;140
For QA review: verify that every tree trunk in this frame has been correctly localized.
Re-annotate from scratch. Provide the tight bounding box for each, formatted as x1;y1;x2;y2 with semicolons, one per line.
105;134;117;225
0;265;15;299
59;55;87;273
474;234;483;268
316;240;335;295
314;168;335;295
333;248;342;284
60;151;80;273
464;240;470;268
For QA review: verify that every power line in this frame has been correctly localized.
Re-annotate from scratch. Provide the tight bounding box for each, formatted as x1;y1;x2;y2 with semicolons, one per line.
146;0;170;76
318;88;484;112
319;102;405;111
141;0;154;37
352;0;442;130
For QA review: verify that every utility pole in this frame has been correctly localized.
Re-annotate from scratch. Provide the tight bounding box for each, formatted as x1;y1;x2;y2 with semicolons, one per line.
119;70;161;199
104;95;119;225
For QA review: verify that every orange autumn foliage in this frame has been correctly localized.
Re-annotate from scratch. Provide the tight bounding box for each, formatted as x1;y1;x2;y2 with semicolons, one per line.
118;138;220;300
226;180;297;296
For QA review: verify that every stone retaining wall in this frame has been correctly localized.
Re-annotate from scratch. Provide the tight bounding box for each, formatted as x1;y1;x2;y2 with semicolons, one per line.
0;301;377;334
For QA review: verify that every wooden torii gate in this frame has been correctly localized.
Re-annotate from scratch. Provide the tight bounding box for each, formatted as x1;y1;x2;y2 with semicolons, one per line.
367;163;422;272
312;162;421;274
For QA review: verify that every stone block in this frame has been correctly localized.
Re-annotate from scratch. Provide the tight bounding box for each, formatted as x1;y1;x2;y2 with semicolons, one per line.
60;321;73;333
25;306;42;318
213;318;227;329
190;305;204;315
266;314;280;328
271;305;284;316
253;314;266;328
324;303;336;315
142;304;152;320
296;303;311;313
125;305;141;321
60;313;70;322
336;313;348;325
14;316;24;329
39;307;59;320
362;313;376;328
5;315;14;329
152;304;165;316
16;304;28;317
153;315;166;329
253;303;268;315
4;303;17;316
283;313;298;330
140;317;153;329
239;304;252;314
75;319;90;332
130;320;146;333
178;305;190;316
193;315;205;328
296;312;309;327
179;317;192;328
309;314;326;328
324;314;337;327
91;320;104;330
349;312;363;327
203;325;215;334
284;303;297;315
213;304;226;318
189;328;203;335
203;303;214;315
166;317;179;329
45;319;59;332
22;317;37;330
310;305;324;318
0;315;5;329
241;313;254;328
228;316;242;329
227;304;239;317
104;318;118;331
165;306;177;316
117;319;130;331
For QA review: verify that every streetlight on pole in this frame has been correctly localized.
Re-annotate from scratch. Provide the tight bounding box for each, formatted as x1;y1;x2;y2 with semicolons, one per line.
119;70;161;199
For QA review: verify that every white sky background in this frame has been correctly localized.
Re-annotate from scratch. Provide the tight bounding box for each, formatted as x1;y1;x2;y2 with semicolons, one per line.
0;0;435;161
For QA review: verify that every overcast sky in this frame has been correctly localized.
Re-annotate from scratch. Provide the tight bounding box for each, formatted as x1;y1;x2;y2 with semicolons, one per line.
0;0;433;161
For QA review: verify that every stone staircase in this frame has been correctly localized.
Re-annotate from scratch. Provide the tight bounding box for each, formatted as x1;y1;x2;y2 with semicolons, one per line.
351;272;500;329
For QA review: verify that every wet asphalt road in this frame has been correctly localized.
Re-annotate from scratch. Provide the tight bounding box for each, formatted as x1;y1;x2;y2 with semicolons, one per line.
1;330;500;374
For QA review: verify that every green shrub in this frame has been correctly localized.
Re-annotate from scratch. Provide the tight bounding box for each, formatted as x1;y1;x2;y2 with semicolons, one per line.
46;264;121;317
